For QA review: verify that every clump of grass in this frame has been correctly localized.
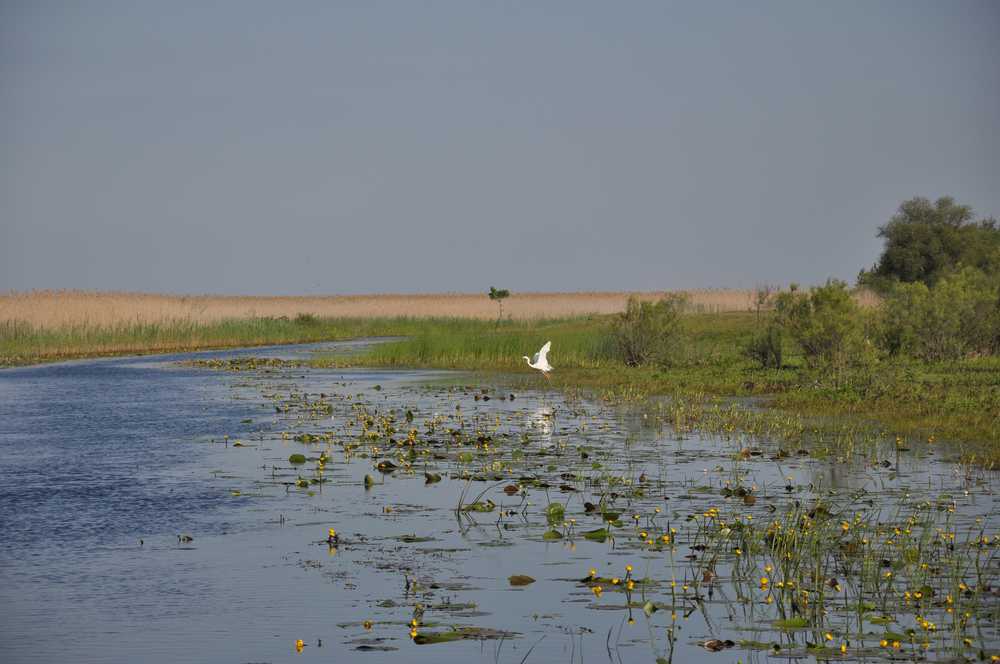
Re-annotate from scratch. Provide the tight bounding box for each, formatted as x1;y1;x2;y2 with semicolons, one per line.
347;317;611;370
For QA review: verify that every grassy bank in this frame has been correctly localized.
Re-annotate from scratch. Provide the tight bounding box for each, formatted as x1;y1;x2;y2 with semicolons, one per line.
0;316;430;367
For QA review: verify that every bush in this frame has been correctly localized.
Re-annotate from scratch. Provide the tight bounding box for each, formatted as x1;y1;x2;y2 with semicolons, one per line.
881;266;1000;360
294;313;320;326
774;281;873;371
745;325;783;368
609;295;687;367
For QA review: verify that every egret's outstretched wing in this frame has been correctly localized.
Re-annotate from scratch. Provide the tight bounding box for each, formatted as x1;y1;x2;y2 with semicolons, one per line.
530;350;540;365
537;341;551;363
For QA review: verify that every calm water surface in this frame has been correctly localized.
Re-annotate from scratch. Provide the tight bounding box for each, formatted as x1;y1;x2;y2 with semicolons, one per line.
0;342;996;663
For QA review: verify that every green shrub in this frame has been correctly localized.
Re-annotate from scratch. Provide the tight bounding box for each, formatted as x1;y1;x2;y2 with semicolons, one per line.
774;281;872;371
609;295;687;367
881;266;1000;360
745;325;783;368
294;313;320;326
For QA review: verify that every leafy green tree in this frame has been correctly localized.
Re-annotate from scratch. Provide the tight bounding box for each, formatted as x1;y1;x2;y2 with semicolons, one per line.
774;280;874;371
859;196;1000;291
488;287;510;323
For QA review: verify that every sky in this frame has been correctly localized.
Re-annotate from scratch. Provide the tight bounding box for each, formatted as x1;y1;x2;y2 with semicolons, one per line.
2;1;998;295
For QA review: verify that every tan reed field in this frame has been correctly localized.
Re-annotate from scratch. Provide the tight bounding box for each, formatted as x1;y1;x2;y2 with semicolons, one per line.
0;289;762;328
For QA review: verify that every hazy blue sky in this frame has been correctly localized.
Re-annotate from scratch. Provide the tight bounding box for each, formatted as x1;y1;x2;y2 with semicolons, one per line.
2;1;998;295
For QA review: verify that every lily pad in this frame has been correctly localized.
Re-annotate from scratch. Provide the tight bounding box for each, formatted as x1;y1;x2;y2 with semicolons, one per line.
508;575;536;586
773;617;810;630
583;528;610;542
461;499;496;513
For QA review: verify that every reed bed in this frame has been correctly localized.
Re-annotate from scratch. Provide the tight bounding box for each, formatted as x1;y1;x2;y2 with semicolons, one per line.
1;289;760;328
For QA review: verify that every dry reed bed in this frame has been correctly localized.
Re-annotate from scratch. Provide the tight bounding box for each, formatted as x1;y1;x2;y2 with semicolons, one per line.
1;289;762;328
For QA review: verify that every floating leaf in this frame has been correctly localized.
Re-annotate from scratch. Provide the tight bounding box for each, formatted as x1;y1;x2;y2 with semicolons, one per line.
288;453;307;464
412;632;462;645
508;575;536;586
773;617;810;630
583;528;609;542
461;499;496;513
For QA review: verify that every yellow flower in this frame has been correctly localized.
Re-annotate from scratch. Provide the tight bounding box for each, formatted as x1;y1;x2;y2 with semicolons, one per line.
328;528;337;538
879;639;888;648
625;564;633;573
295;639;304;652
840;643;847;654
592;585;603;597
626;580;635;591
589;567;597;579
611;577;621;585
824;632;833;642
363;620;373;631
410;628;418;638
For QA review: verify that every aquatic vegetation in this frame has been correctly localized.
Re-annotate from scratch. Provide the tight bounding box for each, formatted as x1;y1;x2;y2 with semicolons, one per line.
194;356;997;660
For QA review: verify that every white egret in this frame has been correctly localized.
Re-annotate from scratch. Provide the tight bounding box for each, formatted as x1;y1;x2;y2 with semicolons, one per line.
523;341;553;379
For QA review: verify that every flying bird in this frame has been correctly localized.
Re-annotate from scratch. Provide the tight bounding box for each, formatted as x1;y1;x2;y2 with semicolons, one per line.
523;341;553;379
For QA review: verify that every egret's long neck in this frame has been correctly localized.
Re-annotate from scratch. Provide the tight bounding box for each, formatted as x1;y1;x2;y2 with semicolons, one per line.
522;356;531;364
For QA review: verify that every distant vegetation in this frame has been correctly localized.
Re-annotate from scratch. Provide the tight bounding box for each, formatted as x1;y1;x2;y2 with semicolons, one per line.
2;195;997;464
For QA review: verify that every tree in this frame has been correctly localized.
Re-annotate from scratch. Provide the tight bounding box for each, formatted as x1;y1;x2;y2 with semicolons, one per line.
752;283;776;323
488;287;510;324
859;196;1000;291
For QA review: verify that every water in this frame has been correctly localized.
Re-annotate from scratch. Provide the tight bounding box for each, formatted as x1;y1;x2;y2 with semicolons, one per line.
0;343;996;663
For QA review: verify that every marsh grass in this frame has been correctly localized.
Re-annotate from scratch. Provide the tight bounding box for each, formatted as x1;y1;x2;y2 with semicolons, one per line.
0;316;434;366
